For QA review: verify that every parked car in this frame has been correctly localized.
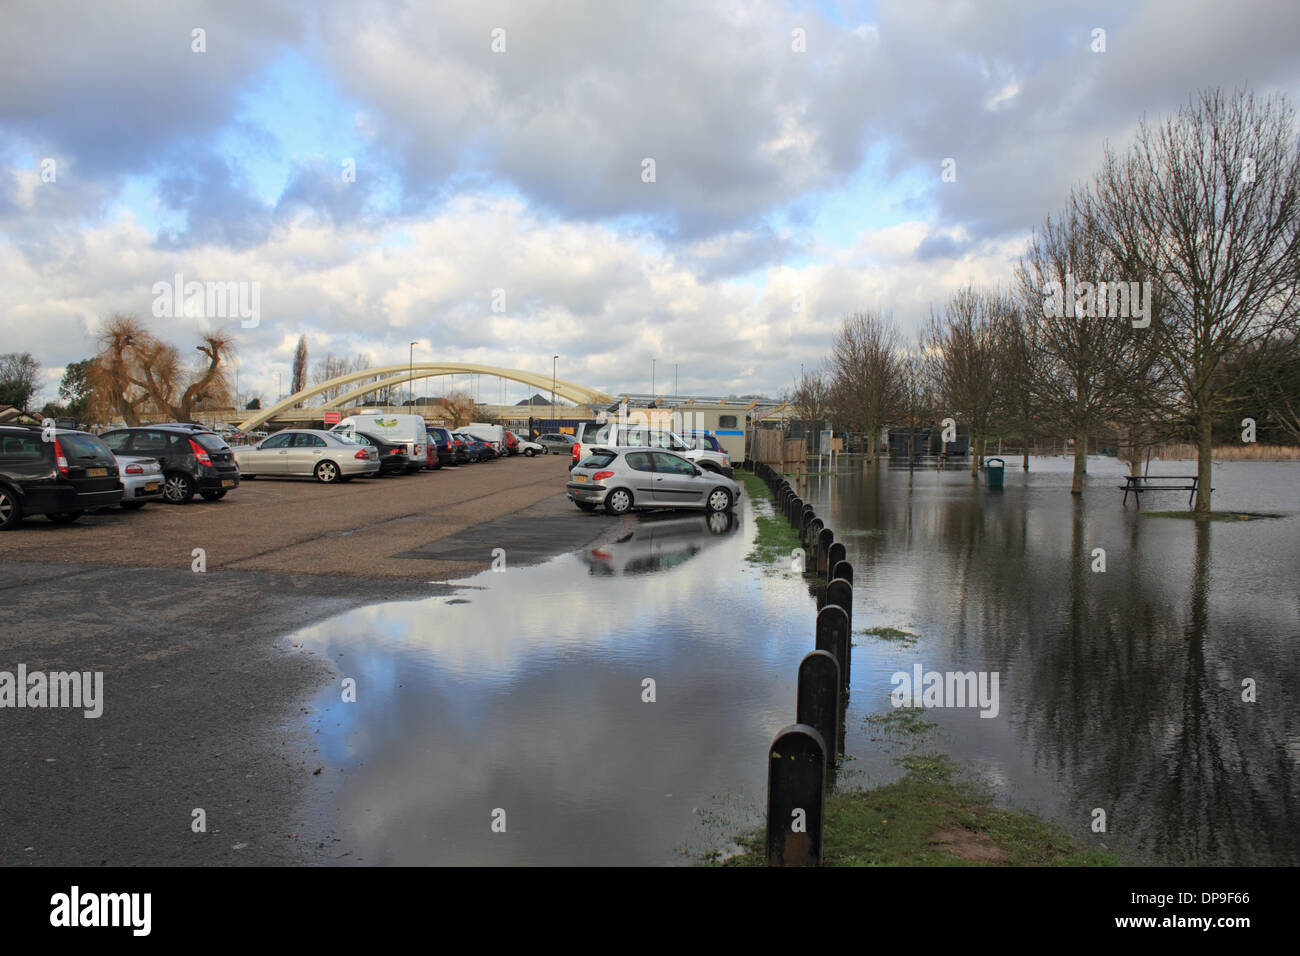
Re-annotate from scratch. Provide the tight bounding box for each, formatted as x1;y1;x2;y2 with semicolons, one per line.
534;432;578;455
99;425;240;503
329;414;427;474
234;429;379;482
466;423;510;455
509;432;545;456
454;432;496;462
114;454;164;509
571;424;732;477
351;431;411;476
566;447;738;515
0;424;124;529
426;426;459;466
680;431;725;454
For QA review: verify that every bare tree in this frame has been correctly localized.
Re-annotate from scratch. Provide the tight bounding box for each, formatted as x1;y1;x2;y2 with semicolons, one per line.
1082;87;1300;511
788;364;832;452
991;303;1039;471
894;345;936;475
311;353;372;405
828;311;901;458
924;286;1004;477
1015;208;1131;493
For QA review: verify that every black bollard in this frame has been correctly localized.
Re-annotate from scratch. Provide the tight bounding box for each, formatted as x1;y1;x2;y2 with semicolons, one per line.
816;604;850;693
827;542;846;578
798;651;841;764
765;723;827;866
817;527;834;576
831;559;853;586
826;577;853;633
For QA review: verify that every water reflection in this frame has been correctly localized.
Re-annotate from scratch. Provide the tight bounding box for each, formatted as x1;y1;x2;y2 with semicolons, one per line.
581;511;737;576
809;456;1300;865
290;501;815;865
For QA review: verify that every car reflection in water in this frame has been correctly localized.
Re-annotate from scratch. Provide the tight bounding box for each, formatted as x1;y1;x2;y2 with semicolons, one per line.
581;509;738;576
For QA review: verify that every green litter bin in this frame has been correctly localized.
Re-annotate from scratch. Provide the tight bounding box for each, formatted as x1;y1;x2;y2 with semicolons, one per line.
985;457;1005;489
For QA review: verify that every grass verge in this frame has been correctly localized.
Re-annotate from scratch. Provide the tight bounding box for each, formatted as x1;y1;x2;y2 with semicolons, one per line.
712;753;1117;867
737;469;803;567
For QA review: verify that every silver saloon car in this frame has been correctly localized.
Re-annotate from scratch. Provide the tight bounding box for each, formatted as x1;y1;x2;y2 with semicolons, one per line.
234;429;380;482
566;447;739;515
114;454;164;509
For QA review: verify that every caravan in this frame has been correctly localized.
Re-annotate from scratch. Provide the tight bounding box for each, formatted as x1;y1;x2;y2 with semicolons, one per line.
330;414;427;473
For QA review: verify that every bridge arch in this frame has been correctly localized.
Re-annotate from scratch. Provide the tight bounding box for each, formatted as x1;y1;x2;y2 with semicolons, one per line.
237;363;611;432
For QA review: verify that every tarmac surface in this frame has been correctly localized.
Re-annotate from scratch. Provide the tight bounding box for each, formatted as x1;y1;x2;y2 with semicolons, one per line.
0;454;625;865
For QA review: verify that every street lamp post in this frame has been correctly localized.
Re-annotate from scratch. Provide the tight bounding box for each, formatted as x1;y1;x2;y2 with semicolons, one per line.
409;341;418;409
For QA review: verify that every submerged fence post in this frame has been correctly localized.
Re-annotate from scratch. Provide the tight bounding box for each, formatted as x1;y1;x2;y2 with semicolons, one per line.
765;723;827;866
797;650;841;768
806;517;823;550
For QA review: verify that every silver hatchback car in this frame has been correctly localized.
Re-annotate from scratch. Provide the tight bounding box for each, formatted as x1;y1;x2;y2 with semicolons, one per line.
567;447;739;515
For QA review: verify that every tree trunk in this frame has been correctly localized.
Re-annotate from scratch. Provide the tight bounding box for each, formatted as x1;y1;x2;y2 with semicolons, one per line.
1195;412;1213;513
1071;431;1087;494
969;434;980;477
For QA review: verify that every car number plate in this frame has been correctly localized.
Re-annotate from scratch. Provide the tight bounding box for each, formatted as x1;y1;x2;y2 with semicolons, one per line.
573;475;587;482
144;482;160;492
221;479;235;488
87;467;107;477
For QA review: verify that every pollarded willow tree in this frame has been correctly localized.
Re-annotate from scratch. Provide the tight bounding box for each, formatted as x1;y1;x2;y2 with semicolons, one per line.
1081;87;1300;512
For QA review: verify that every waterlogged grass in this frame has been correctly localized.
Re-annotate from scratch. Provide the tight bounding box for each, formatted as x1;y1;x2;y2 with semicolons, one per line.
1140;510;1283;522
856;626;919;646
738;470;803;568
712;754;1117;867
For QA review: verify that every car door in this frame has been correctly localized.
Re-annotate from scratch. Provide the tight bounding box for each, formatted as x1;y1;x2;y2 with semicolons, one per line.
649;451;702;507
246;431;293;474
286;433;327;475
622;451;659;502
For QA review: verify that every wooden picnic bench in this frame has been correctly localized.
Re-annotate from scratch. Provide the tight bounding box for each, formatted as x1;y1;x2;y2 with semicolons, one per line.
1119;474;1209;509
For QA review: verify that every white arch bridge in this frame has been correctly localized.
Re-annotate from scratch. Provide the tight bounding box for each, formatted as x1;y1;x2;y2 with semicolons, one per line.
238;362;612;432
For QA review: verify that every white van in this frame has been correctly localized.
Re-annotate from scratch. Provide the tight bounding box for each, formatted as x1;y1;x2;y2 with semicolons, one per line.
331;414;427;473
465;422;506;454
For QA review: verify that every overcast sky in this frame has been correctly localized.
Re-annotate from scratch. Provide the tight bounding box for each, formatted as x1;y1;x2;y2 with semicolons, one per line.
4;0;1299;408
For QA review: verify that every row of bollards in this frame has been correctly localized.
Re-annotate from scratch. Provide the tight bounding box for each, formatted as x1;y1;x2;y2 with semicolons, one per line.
748;462;854;866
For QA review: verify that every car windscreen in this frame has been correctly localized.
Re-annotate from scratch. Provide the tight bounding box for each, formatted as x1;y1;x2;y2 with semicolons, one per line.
57;432;115;462
579;451;617;468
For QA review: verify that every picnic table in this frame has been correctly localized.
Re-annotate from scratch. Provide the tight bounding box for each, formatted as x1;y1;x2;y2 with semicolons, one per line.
1119;474;1208;509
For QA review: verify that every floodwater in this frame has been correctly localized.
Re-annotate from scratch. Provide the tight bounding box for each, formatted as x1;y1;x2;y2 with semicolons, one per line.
290;456;1300;865
291;506;817;865
800;454;1300;865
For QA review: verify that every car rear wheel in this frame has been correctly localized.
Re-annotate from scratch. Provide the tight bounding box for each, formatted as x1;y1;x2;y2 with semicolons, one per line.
0;488;23;530
315;460;340;483
163;473;195;503
200;489;228;501
605;488;633;515
47;511;83;524
524;448;536;457
707;488;733;513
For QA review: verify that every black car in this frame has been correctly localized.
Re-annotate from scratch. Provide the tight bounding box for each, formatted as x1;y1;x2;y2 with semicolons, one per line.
99;426;240;503
426;426;458;467
353;431;411;476
0;424;124;529
455;433;496;462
